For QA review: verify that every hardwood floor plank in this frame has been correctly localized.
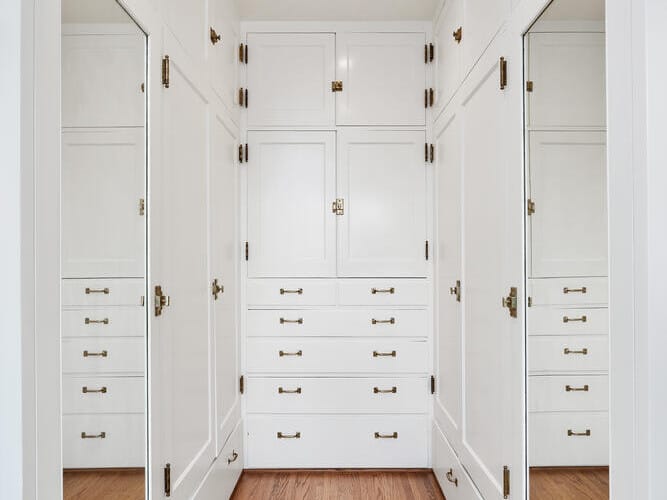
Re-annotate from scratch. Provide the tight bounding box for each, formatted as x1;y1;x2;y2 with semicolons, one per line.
63;468;144;500
530;467;609;500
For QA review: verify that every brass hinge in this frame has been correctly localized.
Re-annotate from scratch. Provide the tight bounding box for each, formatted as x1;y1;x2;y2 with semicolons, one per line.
139;198;145;216
140;82;145;93
211;278;224;300
424;43;435;63
500;57;508;90
450;280;461;302
526;80;534;92
239;43;248;63
425;240;429;261
239;87;248;108
154;285;171;317
210;27;221;45
429;143;434;163
527;199;536;215
331;198;344;215
425;88;434;108
240;375;245;394
331;80;343;92
453;26;462;43
238;144;244;163
503;466;510;498
502;287;518;318
164;463;171;497
430;375;435;394
245;241;249;261
162;55;170;88
528;296;533;307
238;144;248;163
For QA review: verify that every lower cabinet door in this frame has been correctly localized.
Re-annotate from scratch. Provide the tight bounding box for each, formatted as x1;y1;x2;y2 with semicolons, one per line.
246;414;428;468
432;421;483;500
194;420;243;500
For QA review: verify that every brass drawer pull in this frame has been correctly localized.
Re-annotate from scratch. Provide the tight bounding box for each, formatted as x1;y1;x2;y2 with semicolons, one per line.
280;318;303;324
278;387;302;394
563;315;587;323
371;287;395;295
372;317;395;325
81;432;106;439
277;432;301;439
563;286;587;294
565;384;589;392
85;317;109;325
82;386;107;394
279;350;303;357
373;386;397;394
83;350;108;358
227;450;239;464
373;350;397;357
85;287;109;294
567;429;591;437
280;288;303;295
446;468;458;486
563;348;588;355
374;432;398;439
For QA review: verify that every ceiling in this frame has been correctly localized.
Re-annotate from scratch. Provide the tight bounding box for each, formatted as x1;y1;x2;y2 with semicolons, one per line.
62;0;133;23
539;0;605;21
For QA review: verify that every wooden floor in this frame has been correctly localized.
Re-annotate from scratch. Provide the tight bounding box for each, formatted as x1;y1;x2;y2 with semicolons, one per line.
63;469;144;500
231;470;445;500
530;467;609;500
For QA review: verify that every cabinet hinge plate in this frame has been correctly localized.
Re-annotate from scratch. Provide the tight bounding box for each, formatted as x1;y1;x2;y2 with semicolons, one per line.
500;57;508;90
239;87;248;108
245;241;249;261
239;43;248;63
503;466;510;498
139;198;145;216
161;55;170;88
240;375;245;394
332;198;344;215
425;240;429;261
526;80;534;92
430;375;435;394
425;88;434;108
527;199;536;216
164;463;171;497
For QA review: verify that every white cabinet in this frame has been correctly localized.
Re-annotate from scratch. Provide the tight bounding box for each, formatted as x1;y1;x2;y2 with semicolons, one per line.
462;0;511;74
336;33;426;125
246;131;337;278
246;33;336;127
209;13;240;121
433;0;463;114
337;129;427;277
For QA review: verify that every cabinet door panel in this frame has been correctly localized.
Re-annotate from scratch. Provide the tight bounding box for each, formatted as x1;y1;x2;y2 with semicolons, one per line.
247;131;336;277
337;130;427;277
247;33;335;127
433;0;463;115
336;33;425;125
163;0;206;63
462;0;511;74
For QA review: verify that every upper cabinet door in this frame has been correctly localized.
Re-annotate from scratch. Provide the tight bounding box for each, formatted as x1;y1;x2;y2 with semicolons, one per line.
433;0;463;116
336;33;426;126
247;131;336;278
527;33;606;129
337;129;427;277
462;0;511;74
246;33;335;127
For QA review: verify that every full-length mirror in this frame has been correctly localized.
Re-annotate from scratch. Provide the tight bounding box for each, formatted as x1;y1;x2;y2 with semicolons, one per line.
61;1;147;498
524;1;609;498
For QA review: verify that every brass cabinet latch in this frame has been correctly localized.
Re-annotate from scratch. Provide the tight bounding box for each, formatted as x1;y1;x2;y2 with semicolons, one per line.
211;278;224;300
450;280;461;302
453;27;463;43
332;198;344;215
527;199;535;215
331;80;343;92
154;285;171;317
502;287;518;318
210;27;221;45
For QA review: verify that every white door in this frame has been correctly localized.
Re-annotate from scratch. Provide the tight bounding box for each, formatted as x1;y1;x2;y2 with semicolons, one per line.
528;131;608;277
209;8;240;123
337;129;427;278
433;0;463;115
246;33;335;127
246;131;336;278
462;0;511;74
61;128;145;278
336;33;425;126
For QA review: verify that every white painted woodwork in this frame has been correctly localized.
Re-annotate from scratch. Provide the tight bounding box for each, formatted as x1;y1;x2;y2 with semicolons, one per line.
462;0;511;74
61;34;144;127
62;278;145;306
163;0;206;63
62;376;144;414
193;420;244;500
527;33;606;129
246;279;337;306
246;33;335;127
528;131;608;277
61;307;146;337
432;422;484;500
528;307;608;336
247;131;336;277
335;33;426;125
61;128;145;278
528;335;609;374
433;0;463;114
337;129;427;277
62;337;145;374
528;375;608;412
209;14;240;120
528;277;608;306
337;279;429;305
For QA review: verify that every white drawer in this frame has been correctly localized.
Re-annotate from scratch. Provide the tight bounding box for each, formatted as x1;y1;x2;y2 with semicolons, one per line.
63;413;145;468
246;338;428;374
62;376;144;414
62;337;144;374
528;307;608;336
529;412;609;466
62;307;145;338
247;279;336;307
246;309;428;337
529;277;608;306
246;377;428;414
433;421;483;500
528;335;608;374
62;279;145;307
339;279;428;306
194;420;243;500
529;375;608;412
246;414;428;468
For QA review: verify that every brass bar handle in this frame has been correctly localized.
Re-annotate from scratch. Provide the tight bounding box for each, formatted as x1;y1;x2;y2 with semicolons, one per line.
85;318;109;325
227;450;239;464
82;386;107;394
373;386;397;394
565;384;589;392
563;315;587;323
371;287;395;295
81;432;106;439
563;286;587;294
279;350;303;357
567;429;591;437
372;318;395;325
280;318;304;324
446;468;458;487
277;432;301;439
278;387;302;394
373;350;397;357
85;287;109;295
280;288;303;295
374;432;398;439
563;348;588;355
83;350;108;358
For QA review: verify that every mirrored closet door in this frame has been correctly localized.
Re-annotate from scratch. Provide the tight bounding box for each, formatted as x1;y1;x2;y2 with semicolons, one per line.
61;1;147;498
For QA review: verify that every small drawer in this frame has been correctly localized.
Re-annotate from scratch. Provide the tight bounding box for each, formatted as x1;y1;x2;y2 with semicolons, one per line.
62;307;145;338
433;421;483;500
528;335;608;374
62;279;145;307
62;376;144;414
529;277;608;306
246;377;428;414
62;337;145;374
63;413;145;468
528;307;608;336
246;338;428;374
246;309;428;337
338;279;428;306
195;420;244;499
247;279;336;307
246;414;428;468
528;375;608;412
529;412;609;467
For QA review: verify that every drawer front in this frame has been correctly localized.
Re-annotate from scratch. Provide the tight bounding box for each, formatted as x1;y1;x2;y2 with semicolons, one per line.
195;420;244;499
246;414;428;468
529;412;609;466
247;279;337;307
246;309;428;337
529;277;608;306
63;413;145;468
62;279;145;307
528;335;608;374
62;307;145;338
338;280;428;306
529;375;608;412
528;307;608;336
62;337;145;374
246;377;428;414
433;421;483;500
246;338;428;374
62;376;144;414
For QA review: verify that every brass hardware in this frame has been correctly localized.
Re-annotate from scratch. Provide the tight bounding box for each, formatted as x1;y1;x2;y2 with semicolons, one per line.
331;80;343;92
371;317;395;325
278;387;302;394
429;43;434;62
563;286;587;294
424;88;428;108
83;350;108;358
154;285;170;317
239;43;247;63
425;240;430;260
277;432;301;439
450;280;461;302
280;317;304;324
139;198;145;216
373;386;397;394
568;429;591;437
245;143;248;162
374;432;398;439
503;466;510;499
453;27;462;43
141;295;145;306
162;55;170;88
445;468;458;486
430;375;435;394
245;241;249;261
429;88;434;107
280;288;303;295
424;44;428;63
238;144;244;163
141;82;145;93
373;350;397;358
227;450;239;464
528;296;533;307
563;315;587;323
239;87;248;108
566;384;589;392
239;87;244;106
564;347;588;355
84;317;109;325
502;286;518;318
526;80;534;92
210;27;221;45
371;287;395;295
332;198;344;215
82;386;107;394
239;375;244;394
212;278;224;300
279;350;303;357
81;432;106;439
425;142;429;162
527;199;535;215
499;57;508;90
429;144;434;163
164;463;171;497
85;287;109;295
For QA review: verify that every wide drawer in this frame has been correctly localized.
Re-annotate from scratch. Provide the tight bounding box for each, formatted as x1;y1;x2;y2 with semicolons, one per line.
528;307;608;336
62;307;145;338
247;279;336;307
528;335;608;374
194;420;244;499
245;377;428;414
529;412;609;466
246;414;428;468
246;309;428;337
246;338;428;374
529;277;608;306
433;421;483;500
62;278;145;307
62;337;145;374
62;375;144;414
529;375;608;412
338;279;428;306
63;413;145;468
